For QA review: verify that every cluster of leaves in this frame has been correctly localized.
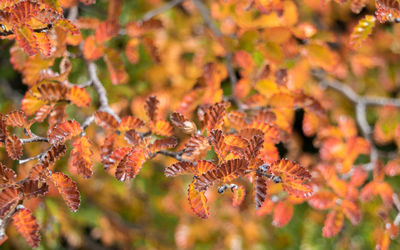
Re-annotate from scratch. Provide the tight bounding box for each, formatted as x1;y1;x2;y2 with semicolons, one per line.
0;0;400;249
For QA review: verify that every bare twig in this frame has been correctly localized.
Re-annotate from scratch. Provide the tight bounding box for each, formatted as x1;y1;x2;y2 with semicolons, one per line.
392;193;400;226
20;136;48;145
140;0;184;22
152;150;186;161
191;0;239;104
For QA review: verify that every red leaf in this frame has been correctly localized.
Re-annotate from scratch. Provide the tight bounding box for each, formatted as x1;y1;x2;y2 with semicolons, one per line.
67;86;92;107
165;161;196;177
308;191;336;210
5;110;27;127
115;149;146;181
188;181;210;219
341;200;361;225
0;186;20;217
48;120;81;145
118;116;145;132
195;159;249;191
6;135;23;160
12;208;40;248
70;136;93;179
94;111;119;131
272;201;293;227
51;172;80;212
322;208;344;238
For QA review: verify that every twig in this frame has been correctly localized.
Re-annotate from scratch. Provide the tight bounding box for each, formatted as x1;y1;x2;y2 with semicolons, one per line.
393;193;400;226
20;136;48;145
191;0;239;105
152;150;186;161
140;0;184;22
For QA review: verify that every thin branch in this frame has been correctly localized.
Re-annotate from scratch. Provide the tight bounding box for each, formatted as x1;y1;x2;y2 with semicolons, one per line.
191;0;239;103
152;150;186;161
20;136;48;145
140;0;184;22
393;193;400;226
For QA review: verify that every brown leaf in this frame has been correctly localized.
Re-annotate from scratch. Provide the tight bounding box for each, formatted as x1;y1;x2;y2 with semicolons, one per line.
18;180;48;199
0;162;16;184
165;161;196;177
5;110;27;127
115;149;146;181
195;159;249;191
51;172;80;212
70;136;93;179
94;111;119;131
145;95;159;122
12;208;40;248
48;120;82;145
149;137;178;154
41;144;67;166
188;181;210;219
32;82;67;102
0;186;20;217
6;135;23;160
254;173;267;209
103;146;131;170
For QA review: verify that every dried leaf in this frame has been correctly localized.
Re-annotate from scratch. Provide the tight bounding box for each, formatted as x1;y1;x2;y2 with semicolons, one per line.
195;159;249;191
67;86;92;107
118;116;145;132
51;172;80;212
115;149;146;181
0;162;16;184
12;208;40;248
94;111;119;131
41;144;67;166
254;173;267;209
6;135;23;160
5;110;27;127
149;137;178;154
188;181;210;219
145;95;159;122
150;120;173;137
70;136;93;179
19;180;48;199
0;186;20;217
350;15;376;49
165;161;196;177
48;120;81;145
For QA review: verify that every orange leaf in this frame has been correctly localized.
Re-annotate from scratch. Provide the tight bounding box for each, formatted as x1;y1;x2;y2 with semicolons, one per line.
15;26;38;56
102;146;130;171
12;208;40;248
196;160;217;175
205;102;228;134
184;135;210;160
32;82;67;102
149;137;178;154
188;181;210;219
95;21;119;43
118;116;145;132
6;135;23;160
322;208;344;238
210;129;227;160
48;120;81;145
94;111;119;131
83;35;104;61
67;86;91;107
5;110;27;127
150;120;173;137
195;159;249;191
308;191;336;210
70;136;93;179
125;38;140;64
272;201;293;227
269;159;311;182
0;186;20;217
165;161;196;177
51;172;80;212
104;48;129;85
115;149;146;181
33;104;54;123
232;184;246;207
340;200;361;225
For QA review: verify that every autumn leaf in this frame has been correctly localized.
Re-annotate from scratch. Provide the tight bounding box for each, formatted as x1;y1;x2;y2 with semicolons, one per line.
48;120;82;145
6;135;23;160
12;208;41;248
51;172;80;212
94;111;119;131
115;149;146;181
0;186;20;217
188;181;210;219
232;184;246;207
67;86;92;107
70;136;93;179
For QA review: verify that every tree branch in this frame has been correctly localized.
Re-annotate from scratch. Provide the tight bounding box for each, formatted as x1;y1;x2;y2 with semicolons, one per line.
140;0;184;22
191;0;238;102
